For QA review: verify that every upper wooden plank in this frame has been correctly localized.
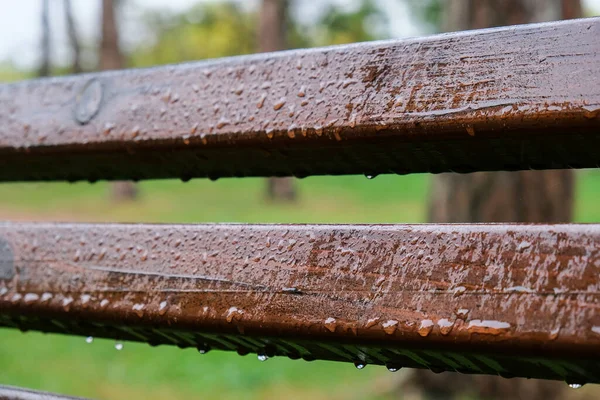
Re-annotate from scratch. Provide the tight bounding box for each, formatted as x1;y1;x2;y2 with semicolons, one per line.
0;18;599;182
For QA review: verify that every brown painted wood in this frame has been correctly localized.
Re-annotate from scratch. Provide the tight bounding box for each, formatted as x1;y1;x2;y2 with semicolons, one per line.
1;222;600;384
0;18;598;182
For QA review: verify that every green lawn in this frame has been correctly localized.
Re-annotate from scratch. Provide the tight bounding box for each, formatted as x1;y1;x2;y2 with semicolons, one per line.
0;170;599;399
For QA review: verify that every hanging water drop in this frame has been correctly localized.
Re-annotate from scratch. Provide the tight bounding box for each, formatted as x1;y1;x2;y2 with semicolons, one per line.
418;319;434;337
568;383;584;389
257;353;269;362
386;363;401;372
115;341;124;351
85;336;94;344
198;343;210;354
354;361;366;370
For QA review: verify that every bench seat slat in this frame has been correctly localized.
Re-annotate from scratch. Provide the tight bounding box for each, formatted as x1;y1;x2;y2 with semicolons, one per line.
0;18;599;182
1;222;599;383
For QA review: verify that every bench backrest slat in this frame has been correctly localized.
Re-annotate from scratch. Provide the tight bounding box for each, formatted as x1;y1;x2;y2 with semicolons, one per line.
0;18;598;182
1;222;600;383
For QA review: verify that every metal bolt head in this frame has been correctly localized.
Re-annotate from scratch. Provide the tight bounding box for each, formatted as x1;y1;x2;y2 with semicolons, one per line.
74;78;103;125
0;238;14;281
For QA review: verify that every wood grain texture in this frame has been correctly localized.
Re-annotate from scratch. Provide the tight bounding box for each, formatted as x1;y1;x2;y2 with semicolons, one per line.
0;18;598;182
1;222;600;383
0;385;87;400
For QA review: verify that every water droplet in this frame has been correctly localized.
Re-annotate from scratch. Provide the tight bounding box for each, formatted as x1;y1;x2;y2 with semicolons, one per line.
216;118;230;129
452;286;467;296
158;300;168;315
86;336;94;344
198;343;210;354
342;79;358;88
354;361;366;369
132;303;145;318
273;98;286;111
80;294;91;305
324;317;337;332
257;353;268;362
62;296;73;310
297;86;306;97
226;306;244;323
517;241;532;251
131;125;140;138
386;363;401;372
349;113;357;128
115;342;124;351
467;320;511;335
333;128;342;141
257;93;267;109
382;320;398;335
365;317;379;329
103;122;115;135
568;383;584;389
438;318;454;336
24;293;39;303
418;319;434;337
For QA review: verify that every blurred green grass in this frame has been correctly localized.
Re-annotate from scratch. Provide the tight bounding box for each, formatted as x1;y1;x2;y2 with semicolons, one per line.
0;174;428;224
0;170;599;399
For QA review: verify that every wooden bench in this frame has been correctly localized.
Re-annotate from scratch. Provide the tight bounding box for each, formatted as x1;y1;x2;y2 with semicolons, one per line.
1;17;599;395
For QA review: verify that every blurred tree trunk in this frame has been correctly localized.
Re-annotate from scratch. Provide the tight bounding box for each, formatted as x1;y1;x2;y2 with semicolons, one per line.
64;0;81;74
101;0;137;201
259;0;296;201
38;0;50;77
405;0;580;399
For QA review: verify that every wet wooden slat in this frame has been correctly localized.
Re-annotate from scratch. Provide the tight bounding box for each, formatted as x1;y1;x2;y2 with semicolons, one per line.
1;222;600;384
0;18;599;182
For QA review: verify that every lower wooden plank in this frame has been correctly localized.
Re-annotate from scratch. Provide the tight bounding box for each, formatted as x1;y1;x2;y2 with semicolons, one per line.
1;222;599;384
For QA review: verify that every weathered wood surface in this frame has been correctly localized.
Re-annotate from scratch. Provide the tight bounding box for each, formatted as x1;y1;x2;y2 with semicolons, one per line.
1;222;600;384
0;385;87;400
0;18;598;182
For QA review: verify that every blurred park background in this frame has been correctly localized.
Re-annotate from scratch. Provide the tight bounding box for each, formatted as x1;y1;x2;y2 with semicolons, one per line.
1;0;600;399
